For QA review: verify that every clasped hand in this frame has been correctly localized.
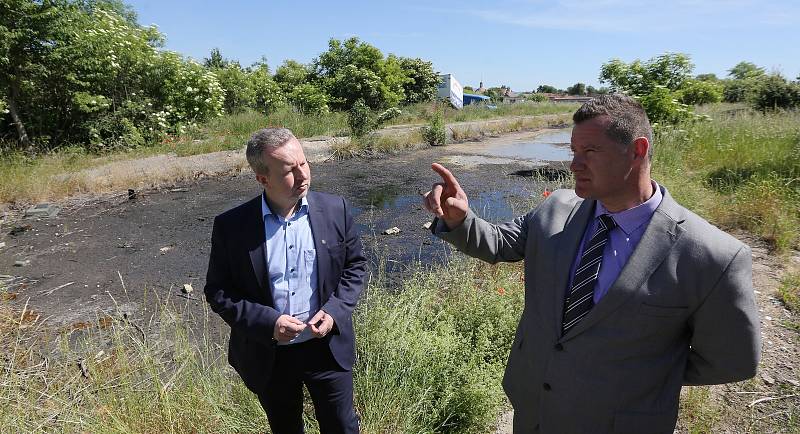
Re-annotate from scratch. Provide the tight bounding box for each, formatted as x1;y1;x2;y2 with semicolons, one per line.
273;310;334;343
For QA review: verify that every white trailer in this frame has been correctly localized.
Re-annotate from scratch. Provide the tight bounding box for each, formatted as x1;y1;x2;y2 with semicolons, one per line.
437;73;463;109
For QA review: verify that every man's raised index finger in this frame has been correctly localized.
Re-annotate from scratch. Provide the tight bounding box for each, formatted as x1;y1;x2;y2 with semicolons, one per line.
431;163;461;189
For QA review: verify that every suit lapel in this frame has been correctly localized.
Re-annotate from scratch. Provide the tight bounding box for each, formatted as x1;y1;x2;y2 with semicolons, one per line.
551;198;594;336
306;192;329;298
560;189;685;341
247;194;273;305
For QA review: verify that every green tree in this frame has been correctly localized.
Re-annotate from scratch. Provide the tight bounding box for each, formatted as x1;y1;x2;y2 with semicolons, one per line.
750;74;800;111
599;53;695;125
212;63;256;113
677;79;723;105
397;57;438;104
566;82;587;95
728;61;765;80
638;86;692;125
313;37;408;110
695;73;719;82
484;87;504;103
274;59;310;93
203;47;228;69
0;0;223;151
600;53;693;95
722;79;753;103
536;84;559;93
289;83;328;115
250;63;284;114
586;85;609;95
0;0;60;148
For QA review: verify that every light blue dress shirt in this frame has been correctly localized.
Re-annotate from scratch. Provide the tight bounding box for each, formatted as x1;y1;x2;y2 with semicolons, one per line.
567;181;664;303
262;193;319;345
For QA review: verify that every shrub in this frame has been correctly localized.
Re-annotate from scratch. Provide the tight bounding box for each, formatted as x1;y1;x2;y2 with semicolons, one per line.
637;86;693;125
347;99;375;138
289;83;329;115
750;74;800;111
212;63;257;114
376;107;402;125
723;79;756;103
249;65;285;115
678;80;723;105
421;111;447;146
527;93;549;102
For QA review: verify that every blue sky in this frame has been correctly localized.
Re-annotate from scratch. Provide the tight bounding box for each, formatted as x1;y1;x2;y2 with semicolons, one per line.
127;0;799;91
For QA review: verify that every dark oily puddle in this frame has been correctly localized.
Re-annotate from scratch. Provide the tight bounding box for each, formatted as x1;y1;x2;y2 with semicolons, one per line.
482;128;572;162
349;181;541;270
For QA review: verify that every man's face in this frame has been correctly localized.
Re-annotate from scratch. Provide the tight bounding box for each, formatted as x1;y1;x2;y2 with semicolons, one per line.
258;138;311;205
569;116;636;204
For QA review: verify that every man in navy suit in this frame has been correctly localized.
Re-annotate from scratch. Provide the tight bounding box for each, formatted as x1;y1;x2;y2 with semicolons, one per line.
204;127;366;434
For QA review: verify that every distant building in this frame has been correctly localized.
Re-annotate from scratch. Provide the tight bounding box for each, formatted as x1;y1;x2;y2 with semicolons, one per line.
476;81;487;94
463;93;492;106
501;87;523;104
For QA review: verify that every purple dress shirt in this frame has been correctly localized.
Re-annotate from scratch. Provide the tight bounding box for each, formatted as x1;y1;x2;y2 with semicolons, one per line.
567;181;664;303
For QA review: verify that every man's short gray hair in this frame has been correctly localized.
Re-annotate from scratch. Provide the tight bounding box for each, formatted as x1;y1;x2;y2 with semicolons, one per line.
572;94;654;160
246;128;296;175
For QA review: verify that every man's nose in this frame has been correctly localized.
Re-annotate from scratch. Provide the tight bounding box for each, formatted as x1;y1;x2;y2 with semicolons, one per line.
569;156;582;172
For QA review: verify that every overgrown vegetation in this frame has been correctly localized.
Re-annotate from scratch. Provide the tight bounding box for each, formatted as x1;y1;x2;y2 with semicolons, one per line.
599;54;800;125
0;1;440;154
0;257;524;433
1;0;225;152
421;111;447;146
652;104;800;252
778;269;800;313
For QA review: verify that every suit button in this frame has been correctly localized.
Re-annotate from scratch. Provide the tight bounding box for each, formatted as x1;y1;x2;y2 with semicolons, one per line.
543;383;551;391
554;343;563;351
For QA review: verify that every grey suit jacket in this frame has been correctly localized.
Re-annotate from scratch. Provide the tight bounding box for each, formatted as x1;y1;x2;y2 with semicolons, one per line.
436;188;760;434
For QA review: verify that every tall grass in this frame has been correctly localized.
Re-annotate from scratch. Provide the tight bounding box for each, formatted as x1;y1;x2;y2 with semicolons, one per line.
355;258;523;433
0;257;524;433
653;104;800;252
0;298;266;433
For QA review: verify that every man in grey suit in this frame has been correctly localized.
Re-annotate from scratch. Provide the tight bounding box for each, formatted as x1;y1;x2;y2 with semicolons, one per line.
423;94;760;433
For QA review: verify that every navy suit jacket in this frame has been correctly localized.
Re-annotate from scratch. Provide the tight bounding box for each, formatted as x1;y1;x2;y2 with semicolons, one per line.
204;190;367;393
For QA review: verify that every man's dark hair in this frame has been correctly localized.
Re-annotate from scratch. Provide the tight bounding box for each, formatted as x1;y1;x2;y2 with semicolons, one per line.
573;93;654;160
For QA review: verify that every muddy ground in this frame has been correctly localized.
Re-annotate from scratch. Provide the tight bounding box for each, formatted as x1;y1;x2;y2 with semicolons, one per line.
0;130;567;328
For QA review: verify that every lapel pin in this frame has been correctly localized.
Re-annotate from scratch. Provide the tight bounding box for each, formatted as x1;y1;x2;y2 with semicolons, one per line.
321;239;326;244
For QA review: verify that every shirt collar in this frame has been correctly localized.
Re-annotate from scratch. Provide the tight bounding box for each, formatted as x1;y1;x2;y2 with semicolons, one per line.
261;192;309;220
595;180;663;235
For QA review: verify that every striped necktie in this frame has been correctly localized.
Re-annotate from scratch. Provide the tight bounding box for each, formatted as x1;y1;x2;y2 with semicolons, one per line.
562;214;617;335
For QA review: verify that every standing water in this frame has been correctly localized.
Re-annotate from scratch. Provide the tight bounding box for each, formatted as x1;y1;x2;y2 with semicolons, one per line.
483;129;572;162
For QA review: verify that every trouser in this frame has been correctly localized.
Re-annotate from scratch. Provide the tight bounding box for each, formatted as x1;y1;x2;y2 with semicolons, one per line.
258;338;359;434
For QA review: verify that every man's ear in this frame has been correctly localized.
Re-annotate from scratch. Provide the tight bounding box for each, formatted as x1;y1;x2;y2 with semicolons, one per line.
632;137;649;161
255;173;269;189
